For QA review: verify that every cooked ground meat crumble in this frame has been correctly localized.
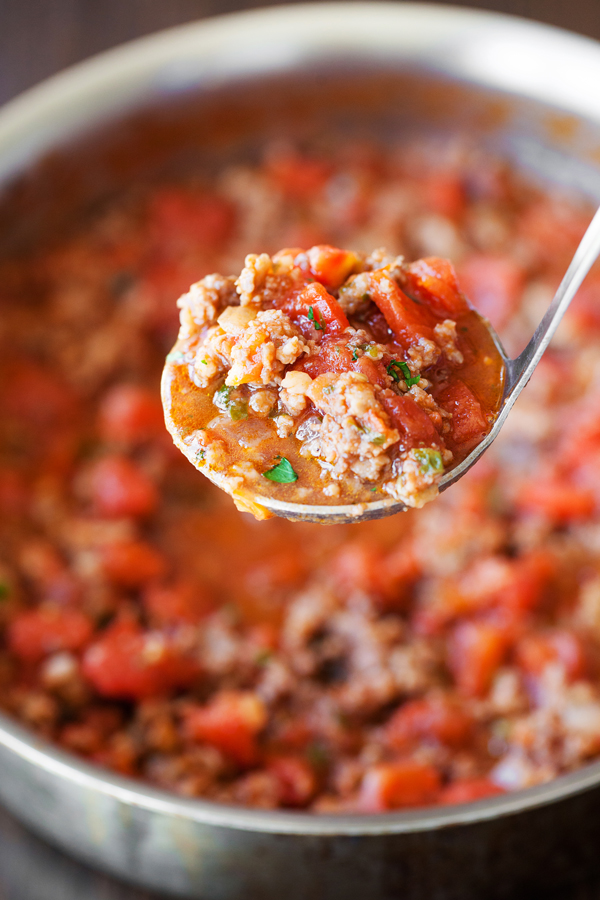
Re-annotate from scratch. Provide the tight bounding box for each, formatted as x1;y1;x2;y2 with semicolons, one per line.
0;136;599;812
163;247;504;516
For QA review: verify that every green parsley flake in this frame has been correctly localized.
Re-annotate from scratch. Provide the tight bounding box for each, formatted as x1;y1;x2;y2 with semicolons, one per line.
369;434;386;446
352;348;360;361
387;359;421;387
413;448;443;476
213;385;248;421
263;457;298;483
307;305;325;332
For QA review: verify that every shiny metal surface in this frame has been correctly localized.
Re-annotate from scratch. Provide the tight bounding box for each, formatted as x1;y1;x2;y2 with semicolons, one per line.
3;4;600;897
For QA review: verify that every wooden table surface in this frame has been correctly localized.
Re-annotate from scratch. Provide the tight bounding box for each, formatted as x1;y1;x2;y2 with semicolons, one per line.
2;1;600;897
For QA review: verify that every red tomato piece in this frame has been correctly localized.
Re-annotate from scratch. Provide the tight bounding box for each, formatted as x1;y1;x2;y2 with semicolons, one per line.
368;270;435;348
100;539;167;589
360;762;441;811
267;151;331;199
499;551;554;618
90;455;157;518
386;696;473;750
83;620;197;700
267;755;317;807
149;189;235;252
305;245;360;290
98;384;165;445
143;580;214;625
8;605;93;662
448;620;508;697
298;338;388;386
457;255;524;330
440;778;505;805
422;174;466;219
332;540;419;611
404;257;468;318
285;282;350;338
184;691;267;767
515;630;587;681
379;392;441;450
517;478;595;524
436;380;488;451
298;337;355;378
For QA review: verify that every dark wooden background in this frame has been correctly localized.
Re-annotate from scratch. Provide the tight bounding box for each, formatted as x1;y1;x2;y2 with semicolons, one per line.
2;1;600;897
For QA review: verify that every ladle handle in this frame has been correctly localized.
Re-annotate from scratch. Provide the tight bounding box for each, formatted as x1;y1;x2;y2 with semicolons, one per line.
506;204;600;394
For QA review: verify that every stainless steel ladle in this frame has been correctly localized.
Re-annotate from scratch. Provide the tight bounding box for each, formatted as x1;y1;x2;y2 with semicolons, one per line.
251;204;600;524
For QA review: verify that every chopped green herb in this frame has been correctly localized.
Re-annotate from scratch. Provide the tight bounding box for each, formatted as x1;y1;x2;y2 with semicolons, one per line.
229;400;248;421
213;385;248;421
352;348;360;361
195;449;206;463
0;582;9;601
322;385;334;395
369;434;386;446
200;358;208;365
307;305;325;332
387;359;420;387
413;448;443;476
263;457;298;483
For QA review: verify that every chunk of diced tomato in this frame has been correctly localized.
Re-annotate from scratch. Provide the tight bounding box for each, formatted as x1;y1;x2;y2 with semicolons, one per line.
457;255;524;330
149;189;235;252
386;696;473;750
143;580;214;624
517;478;595;524
98;384;165;445
440;778;505;805
379;392;441;450
448;620;508;697
436;380;488;451
90;455;158;518
404;257;468;318
298;337;388;387
285;282;350;338
83;620;198;700
360;762;441;811
100;539;167;588
332;540;419;612
267;754;317;807
298;337;354;378
422;174;466;219
515;630;587;681
266;150;331;199
8;605;93;662
184;691;267;767
305;245;360;290
368;270;435;348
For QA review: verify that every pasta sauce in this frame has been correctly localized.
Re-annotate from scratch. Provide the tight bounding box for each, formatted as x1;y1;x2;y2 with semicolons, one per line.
0;136;598;812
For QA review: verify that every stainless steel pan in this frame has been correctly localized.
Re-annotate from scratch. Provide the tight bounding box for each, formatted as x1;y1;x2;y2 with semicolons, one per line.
2;5;600;897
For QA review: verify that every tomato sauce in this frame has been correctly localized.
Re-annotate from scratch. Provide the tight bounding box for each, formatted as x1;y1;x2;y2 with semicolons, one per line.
0;133;597;811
